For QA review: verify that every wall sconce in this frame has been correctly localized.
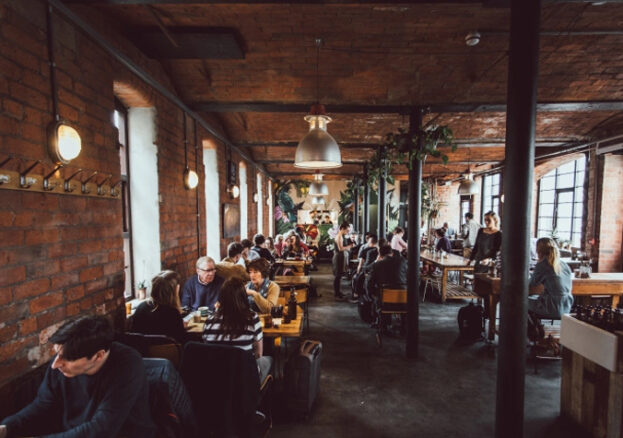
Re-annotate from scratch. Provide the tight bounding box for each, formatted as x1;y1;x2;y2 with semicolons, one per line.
228;184;240;199
252;192;259;203
266;196;271;206
48;121;82;165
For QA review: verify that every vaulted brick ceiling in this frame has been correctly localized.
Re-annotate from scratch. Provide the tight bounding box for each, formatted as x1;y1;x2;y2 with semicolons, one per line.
69;1;623;180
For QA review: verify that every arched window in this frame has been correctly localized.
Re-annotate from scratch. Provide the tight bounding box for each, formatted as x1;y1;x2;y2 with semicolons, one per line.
267;179;274;237
203;140;220;258
536;156;586;247
239;162;248;239
256;173;263;234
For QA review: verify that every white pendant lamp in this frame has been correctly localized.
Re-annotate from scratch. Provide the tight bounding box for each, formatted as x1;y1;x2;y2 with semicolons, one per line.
309;172;329;196
294;38;342;169
457;149;480;195
311;196;326;205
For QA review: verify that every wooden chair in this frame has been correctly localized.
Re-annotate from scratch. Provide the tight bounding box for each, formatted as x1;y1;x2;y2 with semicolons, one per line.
117;332;183;369
376;284;408;347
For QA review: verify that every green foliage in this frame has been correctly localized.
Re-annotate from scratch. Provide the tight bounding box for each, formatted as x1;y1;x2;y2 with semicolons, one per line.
367;125;455;188
274;179;309;233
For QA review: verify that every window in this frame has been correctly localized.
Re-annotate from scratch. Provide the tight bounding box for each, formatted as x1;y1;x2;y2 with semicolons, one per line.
239;162;248;239
459;195;472;230
482;173;501;221
267;180;274;236
113;101;134;299
256;173;263;234
203;142;220;258
536;156;586;247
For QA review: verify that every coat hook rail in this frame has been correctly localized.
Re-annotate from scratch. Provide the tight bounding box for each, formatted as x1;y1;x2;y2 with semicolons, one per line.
64;169;83;193
43;164;64;191
81;171;98;194
20;160;42;188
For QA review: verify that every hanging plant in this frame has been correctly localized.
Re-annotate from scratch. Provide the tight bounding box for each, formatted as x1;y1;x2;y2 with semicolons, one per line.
367;125;455;188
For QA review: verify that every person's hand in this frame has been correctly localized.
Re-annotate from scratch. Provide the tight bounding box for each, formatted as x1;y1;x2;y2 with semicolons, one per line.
0;425;7;438
246;288;256;297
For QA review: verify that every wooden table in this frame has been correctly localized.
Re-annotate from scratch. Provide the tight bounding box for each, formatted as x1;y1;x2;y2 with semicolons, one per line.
274;275;311;288
420;249;476;303
274;258;312;275
474;272;623;341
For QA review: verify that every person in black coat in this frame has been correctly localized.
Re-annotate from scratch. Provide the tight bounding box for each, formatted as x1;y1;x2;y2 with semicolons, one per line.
132;270;188;344
365;243;408;300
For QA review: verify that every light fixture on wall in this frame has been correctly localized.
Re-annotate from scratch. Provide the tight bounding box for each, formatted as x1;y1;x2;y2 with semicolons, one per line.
294;38;342;169
309;171;329;196
182;113;199;190
228;184;240;199
46;5;81;165
457;149;480;195
465;31;481;47
253;192;259;203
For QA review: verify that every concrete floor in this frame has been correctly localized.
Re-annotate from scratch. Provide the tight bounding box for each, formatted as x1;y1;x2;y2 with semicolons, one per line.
270;264;583;438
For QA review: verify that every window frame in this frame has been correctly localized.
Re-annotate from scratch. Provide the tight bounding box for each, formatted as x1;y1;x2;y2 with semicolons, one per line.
481;173;502;223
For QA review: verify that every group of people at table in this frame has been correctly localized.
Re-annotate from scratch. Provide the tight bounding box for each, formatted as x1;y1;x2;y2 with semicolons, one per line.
0;231;308;438
0;217;576;437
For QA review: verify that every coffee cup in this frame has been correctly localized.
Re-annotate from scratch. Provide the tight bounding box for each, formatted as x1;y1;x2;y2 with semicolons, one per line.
193;311;202;323
125;302;132;316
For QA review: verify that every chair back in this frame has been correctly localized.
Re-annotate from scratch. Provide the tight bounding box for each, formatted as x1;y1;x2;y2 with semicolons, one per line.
380;284;408;314
180;342;260;437
117;332;183;369
281;287;308;304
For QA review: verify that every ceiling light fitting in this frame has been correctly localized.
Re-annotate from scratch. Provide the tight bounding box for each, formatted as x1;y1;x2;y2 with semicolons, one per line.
457;149;480;195
311;196;326;205
309;171;329;196
465;31;481;47
294;38;342;169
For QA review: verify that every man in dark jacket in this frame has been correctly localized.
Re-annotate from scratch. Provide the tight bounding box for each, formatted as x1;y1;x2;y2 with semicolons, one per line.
0;316;155;438
249;234;275;263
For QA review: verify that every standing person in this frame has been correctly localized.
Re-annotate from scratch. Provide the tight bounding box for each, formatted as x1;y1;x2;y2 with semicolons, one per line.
203;278;272;384
245;258;280;314
528;237;573;318
132;270;187;344
333;222;354;301
390;226;408;254
181;256;224;311
0;316;156;438
467;211;502;273
462;212;482;259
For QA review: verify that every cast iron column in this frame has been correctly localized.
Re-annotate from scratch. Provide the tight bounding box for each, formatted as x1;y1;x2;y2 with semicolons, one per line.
377;145;387;241
363;165;370;234
495;1;540;437
353;184;360;232
406;108;422;358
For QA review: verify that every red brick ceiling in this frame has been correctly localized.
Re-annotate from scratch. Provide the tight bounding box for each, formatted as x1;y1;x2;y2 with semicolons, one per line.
72;1;623;180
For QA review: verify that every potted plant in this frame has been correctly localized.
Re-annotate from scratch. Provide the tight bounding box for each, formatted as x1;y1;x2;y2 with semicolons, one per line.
136;280;148;300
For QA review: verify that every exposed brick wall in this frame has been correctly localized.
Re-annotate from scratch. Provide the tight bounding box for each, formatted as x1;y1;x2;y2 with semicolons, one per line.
0;0;249;402
597;154;623;272
433;183;462;233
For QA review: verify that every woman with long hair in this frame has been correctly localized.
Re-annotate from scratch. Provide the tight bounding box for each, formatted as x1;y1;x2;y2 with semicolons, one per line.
282;233;306;259
467;211;502;273
333;222;354;301
528;237;573;318
132;270;187;344
203;278;272;382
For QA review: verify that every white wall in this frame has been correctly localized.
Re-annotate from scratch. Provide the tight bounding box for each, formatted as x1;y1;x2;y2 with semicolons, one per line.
268;180;274;236
256;173;263;234
128;107;160;293
239;163;248;239
203;147;220;258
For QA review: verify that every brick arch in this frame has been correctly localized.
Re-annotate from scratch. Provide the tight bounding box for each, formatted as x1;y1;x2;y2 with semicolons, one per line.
534;152;585;181
113;81;152;108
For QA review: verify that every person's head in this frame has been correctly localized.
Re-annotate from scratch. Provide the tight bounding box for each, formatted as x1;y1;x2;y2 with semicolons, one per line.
364;232;373;241
393;226;404;236
442;222;449;229
289;234;301;248
379;244;393;258
247;258;270;284
435;228;446;238
378;238;387;248
275;234;284;244
227;242;244;262
217;278;254;338
240;239;253;258
253;233;266;247
483;211;500;230
339;222;350;233
266;236;275;250
465;212;474;220
151;270;181;311
50;316;113;378
196;256;216;284
536;237;561;274
367;233;378;246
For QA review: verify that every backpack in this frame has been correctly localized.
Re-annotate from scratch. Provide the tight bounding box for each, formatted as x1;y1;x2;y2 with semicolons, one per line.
457;302;484;341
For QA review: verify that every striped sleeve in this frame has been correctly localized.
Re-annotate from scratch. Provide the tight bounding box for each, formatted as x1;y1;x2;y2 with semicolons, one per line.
251;313;263;342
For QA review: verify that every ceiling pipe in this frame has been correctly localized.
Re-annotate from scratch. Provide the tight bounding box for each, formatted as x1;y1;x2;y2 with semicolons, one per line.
46;0;273;180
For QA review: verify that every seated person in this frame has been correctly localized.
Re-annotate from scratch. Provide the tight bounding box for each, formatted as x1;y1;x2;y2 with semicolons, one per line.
245;258;280;314
217;242;250;282
356;233;378;275
202;278;273;384
181;256;224;311
0;316;155;438
365;243;407;300
249;234;275;264
529;237;573;319
435;228;452;253
273;235;285;258
443;222;456;238
282;234;308;259
131;270;188;344
238;239;254;266
390;227;408;254
266;236;276;257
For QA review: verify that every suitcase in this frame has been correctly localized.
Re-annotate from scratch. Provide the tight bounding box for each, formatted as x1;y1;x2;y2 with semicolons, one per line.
284;340;322;419
457;301;484;341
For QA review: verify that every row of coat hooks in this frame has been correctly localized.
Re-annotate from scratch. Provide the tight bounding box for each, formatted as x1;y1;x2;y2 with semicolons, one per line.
0;155;121;199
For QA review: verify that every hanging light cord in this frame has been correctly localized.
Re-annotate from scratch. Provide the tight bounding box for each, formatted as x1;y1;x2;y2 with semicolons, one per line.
315;38;321;104
46;5;59;121
183;112;188;169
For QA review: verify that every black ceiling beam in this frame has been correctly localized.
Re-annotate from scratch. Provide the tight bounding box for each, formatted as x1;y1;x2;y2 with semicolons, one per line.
260;159;502;165
193;100;623;114
63;0;618;4
238;139;579;148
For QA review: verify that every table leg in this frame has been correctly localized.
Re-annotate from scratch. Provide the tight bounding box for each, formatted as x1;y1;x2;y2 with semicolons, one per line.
488;295;498;341
459;270;464;285
441;269;448;303
613;295;620;309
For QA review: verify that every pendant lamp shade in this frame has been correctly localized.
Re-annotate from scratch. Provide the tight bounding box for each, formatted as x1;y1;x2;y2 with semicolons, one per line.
295;106;342;169
457;173;480;195
311;195;326;205
309;181;329;196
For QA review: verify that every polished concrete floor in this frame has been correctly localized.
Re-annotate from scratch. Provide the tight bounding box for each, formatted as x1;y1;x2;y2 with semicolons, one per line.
270;264;583;438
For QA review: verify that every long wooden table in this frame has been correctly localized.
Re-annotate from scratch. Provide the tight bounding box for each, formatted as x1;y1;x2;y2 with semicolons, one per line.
273;275;311;287
474;272;623;341
273;258;312;275
420;249;476;303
